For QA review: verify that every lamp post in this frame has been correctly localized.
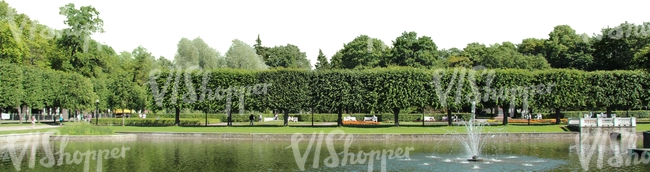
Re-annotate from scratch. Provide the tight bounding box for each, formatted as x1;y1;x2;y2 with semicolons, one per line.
95;99;99;125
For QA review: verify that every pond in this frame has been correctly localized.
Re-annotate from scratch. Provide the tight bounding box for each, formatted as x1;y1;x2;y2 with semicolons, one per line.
2;134;650;172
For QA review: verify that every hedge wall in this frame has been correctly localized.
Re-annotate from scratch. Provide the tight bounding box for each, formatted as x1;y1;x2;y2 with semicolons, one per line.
96;118;203;126
143;68;650;125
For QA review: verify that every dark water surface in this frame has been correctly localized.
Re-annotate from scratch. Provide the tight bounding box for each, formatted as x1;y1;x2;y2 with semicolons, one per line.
2;135;650;172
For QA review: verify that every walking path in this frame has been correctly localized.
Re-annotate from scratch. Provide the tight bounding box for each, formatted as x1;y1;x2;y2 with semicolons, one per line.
0;125;60;131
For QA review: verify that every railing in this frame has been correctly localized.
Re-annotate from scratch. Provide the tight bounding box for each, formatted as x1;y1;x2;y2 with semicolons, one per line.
567;117;636;127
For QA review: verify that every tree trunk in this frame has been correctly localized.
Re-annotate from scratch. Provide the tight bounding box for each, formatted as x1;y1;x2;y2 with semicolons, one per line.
447;108;452;126
502;105;509;125
422;107;425;126
205;109;208;126
122;110;125;126
175;107;180;126
283;110;289;126
555;108;561;124
606;107;612;118
392;108;400;127
227;110;232;126
337;107;343;127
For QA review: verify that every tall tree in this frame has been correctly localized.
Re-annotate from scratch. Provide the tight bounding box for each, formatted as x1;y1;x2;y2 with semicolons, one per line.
592;22;650;70
224;39;268;70
329;50;343;69
173;37;223;69
131;46;155;85
265;44;311;69
543;25;594;70
314;49;330;70
339;35;388;69
56;3;107;78
192;37;222;69
388;31;440;68
253;34;269;61
173;38;199;68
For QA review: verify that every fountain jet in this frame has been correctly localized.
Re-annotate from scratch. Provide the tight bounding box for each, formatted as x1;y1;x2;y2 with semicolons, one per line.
461;101;487;162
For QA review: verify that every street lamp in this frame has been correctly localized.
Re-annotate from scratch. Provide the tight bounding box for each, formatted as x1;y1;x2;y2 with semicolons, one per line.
95;99;99;125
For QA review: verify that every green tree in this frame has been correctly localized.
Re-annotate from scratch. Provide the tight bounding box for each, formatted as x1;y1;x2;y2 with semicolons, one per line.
173;38;199;68
131;46;155;85
0;18;28;64
388;31;440;68
154;56;174;69
592;22;650;70
543;25;594;70
253;34;269;61
265;44;311;69
56;3;106;78
0;64;24;118
108;72;142;125
340;35;388;69
329;50;343;69
518;38;545;56
224;39;268;70
314;49;330;70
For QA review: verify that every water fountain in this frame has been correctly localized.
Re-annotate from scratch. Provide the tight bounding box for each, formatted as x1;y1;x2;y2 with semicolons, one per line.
459;101;488;162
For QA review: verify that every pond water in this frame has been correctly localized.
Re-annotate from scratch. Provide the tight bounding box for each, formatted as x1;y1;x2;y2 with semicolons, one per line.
2;134;650;172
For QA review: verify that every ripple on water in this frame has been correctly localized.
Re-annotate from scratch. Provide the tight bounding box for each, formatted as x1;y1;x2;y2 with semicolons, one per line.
490;159;502;162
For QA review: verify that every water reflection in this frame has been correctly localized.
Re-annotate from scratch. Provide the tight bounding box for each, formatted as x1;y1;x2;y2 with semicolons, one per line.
568;127;648;171
0;133;649;171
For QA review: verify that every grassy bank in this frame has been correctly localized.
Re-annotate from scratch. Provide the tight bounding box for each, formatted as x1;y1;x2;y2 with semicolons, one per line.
2;123;649;135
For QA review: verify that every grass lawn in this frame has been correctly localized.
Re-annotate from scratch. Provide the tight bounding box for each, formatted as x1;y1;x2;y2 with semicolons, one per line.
0;123;50;127
106;124;567;134
2;123;650;135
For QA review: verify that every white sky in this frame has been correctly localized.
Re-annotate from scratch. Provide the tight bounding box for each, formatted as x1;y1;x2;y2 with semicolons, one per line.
4;0;649;68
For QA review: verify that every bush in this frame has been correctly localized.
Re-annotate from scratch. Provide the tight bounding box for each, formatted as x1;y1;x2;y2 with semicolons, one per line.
342;121;379;125
59;123;114;135
96;118;204;126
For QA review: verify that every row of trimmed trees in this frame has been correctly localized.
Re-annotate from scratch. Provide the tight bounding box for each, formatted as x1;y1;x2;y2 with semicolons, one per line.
148;67;649;126
0;63;147;121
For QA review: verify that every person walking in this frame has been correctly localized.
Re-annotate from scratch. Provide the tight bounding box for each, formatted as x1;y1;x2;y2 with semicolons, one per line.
31;115;35;129
249;114;255;126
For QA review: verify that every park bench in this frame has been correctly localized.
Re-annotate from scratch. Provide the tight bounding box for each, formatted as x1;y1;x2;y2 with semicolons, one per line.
344;117;357;121
363;116;378;122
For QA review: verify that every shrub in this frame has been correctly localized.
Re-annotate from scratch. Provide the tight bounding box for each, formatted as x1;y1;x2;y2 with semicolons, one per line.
59;122;114;135
342;121;380;125
96;118;203;126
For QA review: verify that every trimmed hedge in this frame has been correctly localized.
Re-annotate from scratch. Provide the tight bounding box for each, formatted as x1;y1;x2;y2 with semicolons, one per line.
96;118;204;126
148;113;473;122
545;110;650;119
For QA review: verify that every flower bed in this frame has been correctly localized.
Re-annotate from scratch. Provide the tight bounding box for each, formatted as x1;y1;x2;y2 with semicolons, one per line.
343;121;380;125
